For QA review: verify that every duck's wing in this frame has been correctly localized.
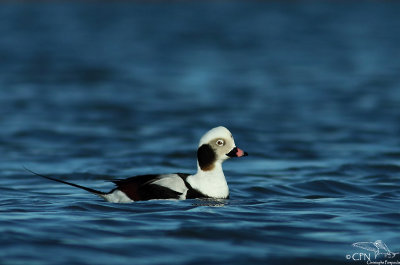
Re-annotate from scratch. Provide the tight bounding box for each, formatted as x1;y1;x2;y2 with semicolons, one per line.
111;173;190;201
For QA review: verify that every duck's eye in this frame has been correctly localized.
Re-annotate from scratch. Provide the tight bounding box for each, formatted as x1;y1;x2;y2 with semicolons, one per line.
216;139;224;146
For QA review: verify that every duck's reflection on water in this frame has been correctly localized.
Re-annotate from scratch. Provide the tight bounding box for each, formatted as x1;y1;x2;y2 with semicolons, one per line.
191;198;229;207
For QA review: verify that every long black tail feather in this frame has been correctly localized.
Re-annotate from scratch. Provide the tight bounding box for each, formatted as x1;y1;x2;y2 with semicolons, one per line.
23;167;107;196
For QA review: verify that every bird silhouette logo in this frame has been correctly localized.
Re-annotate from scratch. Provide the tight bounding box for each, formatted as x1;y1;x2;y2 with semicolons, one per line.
352;240;399;259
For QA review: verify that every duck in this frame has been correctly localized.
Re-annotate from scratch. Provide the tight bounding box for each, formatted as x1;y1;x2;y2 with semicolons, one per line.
26;126;248;203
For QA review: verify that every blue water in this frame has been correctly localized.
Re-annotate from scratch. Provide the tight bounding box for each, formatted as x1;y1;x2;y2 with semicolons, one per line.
1;2;400;265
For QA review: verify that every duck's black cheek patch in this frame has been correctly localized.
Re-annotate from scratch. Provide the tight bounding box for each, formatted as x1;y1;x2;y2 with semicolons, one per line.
197;144;216;171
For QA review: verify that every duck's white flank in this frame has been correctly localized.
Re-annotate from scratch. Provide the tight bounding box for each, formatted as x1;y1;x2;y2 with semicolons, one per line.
101;190;133;203
150;174;188;199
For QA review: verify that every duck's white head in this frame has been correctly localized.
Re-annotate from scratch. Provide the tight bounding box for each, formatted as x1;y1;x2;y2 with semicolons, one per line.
197;126;248;171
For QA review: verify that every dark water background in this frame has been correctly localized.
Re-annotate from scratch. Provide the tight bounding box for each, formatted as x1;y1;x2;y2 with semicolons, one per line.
1;1;400;265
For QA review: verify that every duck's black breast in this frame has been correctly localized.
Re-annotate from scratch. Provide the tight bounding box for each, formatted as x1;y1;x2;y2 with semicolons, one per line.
178;173;212;200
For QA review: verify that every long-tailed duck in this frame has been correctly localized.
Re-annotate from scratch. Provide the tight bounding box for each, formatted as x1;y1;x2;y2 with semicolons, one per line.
26;126;247;203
